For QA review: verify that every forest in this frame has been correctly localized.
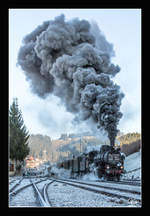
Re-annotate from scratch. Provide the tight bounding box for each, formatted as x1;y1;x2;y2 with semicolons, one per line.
28;132;141;162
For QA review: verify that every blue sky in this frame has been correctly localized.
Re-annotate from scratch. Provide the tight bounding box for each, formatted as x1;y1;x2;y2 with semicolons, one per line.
9;9;141;139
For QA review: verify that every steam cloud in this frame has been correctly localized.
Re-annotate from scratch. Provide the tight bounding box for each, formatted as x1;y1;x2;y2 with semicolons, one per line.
17;14;124;146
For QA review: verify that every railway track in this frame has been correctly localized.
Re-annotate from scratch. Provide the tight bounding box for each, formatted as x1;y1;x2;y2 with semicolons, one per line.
9;177;55;207
9;178;48;201
30;179;55;207
50;177;141;203
41;180;56;206
120;179;141;186
9;176;141;207
60;178;141;195
96;179;141;187
30;179;48;207
9;177;24;193
9;179;16;185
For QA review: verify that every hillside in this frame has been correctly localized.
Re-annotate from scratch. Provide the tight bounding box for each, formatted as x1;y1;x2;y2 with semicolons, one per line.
116;132;141;146
28;133;108;163
123;150;141;180
116;132;141;156
28;132;141;163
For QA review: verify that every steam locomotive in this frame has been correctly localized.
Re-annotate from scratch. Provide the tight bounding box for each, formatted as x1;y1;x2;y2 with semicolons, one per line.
57;145;125;181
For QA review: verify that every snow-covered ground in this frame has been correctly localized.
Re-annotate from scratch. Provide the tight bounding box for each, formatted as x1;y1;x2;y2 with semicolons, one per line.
9;176;141;207
123;150;141;180
11;178;35;192
9;184;38;207
47;181;140;207
61;178;141;193
35;179;52;192
51;166;72;179
124;150;141;172
9;177;49;207
9;176;23;191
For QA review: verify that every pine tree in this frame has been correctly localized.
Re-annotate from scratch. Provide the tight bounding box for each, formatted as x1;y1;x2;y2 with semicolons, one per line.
9;98;30;167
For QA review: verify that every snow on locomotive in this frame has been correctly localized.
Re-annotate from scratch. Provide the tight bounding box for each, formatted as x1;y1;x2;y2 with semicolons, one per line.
56;145;125;181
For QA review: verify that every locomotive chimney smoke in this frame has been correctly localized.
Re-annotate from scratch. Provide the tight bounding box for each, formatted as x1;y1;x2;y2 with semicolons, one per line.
17;14;124;146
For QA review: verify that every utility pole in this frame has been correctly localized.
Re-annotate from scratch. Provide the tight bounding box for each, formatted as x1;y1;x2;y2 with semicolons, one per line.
80;136;82;154
51;152;53;162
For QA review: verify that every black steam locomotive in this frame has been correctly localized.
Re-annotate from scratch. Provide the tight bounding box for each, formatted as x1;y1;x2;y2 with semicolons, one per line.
57;145;125;181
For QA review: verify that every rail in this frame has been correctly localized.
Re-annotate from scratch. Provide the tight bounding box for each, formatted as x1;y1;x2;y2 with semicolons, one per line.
57;178;141;195
30;179;49;207
9;177;24;193
43;180;55;206
50;178;141;203
9;178;48;199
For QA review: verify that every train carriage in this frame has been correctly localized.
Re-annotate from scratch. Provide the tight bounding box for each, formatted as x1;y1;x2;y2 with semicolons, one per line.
72;158;79;173
63;160;70;169
69;159;73;170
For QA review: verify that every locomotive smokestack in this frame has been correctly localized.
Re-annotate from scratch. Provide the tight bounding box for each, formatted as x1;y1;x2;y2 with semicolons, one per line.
110;137;115;147
17;14;124;145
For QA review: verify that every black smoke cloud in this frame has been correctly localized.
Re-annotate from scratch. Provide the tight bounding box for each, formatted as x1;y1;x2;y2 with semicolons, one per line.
17;14;124;146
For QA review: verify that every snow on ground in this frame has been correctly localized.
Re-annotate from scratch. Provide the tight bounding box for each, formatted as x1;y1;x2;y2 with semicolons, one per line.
13;178;31;190
56;179;140;200
35;179;52;192
123;150;141;180
47;181;140;207
124;150;141;172
9;176;21;180
51;166;71;179
9;176;23;191
65;178;141;193
81;172;99;181
123;169;141;180
9;184;38;207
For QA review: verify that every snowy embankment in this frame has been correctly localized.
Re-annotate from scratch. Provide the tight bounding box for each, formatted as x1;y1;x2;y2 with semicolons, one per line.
122;150;141;180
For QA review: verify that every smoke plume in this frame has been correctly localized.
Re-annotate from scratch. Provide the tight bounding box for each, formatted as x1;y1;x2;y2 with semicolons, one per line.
17;14;124;146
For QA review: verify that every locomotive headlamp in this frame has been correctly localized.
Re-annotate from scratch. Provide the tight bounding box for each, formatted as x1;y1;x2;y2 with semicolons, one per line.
120;166;124;169
106;165;110;169
117;162;121;167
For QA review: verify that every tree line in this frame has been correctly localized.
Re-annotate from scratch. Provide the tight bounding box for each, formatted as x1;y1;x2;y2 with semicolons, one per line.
117;132;141;146
9;98;30;172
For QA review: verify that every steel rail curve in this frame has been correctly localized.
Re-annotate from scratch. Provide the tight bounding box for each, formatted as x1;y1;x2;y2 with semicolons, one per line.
50;178;141;203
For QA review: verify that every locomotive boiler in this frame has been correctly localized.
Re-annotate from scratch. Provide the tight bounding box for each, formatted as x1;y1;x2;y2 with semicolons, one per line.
95;145;125;181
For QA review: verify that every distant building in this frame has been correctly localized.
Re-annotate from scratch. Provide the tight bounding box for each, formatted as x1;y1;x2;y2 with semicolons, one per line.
25;156;44;168
9;159;16;176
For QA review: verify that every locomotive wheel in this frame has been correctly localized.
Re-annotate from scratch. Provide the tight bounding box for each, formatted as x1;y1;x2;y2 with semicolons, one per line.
97;169;103;178
116;174;120;181
104;174;110;181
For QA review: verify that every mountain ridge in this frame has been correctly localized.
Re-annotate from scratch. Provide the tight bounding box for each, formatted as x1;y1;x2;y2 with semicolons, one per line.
28;132;141;163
